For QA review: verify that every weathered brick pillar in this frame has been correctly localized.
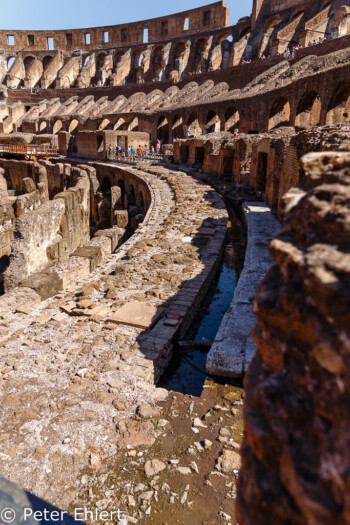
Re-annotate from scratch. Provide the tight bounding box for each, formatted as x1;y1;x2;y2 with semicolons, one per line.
237;151;350;525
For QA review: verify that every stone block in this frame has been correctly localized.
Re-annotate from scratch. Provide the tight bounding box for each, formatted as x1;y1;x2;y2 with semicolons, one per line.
22;177;36;194
50;256;90;288
88;236;111;262
19;270;63;300
71;245;102;272
115;210;128;228
206;202;280;378
109;301;163;330
94;227;120;252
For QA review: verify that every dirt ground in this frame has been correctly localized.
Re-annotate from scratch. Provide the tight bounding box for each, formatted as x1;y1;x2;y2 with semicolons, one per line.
70;379;244;525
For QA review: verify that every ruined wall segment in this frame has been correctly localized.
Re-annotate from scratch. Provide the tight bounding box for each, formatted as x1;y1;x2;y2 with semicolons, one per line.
2;163;91;290
4;199;66;290
0;169;14;260
237;150;350;525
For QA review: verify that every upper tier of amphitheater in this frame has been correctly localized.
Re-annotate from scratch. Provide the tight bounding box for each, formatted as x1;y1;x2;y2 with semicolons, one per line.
0;3;231;51
1;0;350;92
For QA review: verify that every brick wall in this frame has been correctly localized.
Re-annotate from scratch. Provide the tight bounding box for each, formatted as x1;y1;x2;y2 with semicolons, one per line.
0;2;229;51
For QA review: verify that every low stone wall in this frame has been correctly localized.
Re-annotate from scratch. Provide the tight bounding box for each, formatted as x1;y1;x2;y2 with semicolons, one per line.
3;166;91;290
0;133;58;146
206;202;280;377
52;169;90;260
0;159;40;192
76;130;150;159
237;151;350;524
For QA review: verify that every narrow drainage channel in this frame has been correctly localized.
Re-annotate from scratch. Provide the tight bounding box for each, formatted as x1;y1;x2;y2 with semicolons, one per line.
158;198;246;396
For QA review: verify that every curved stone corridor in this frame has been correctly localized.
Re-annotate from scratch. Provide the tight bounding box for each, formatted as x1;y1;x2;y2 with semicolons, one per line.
0;163;228;510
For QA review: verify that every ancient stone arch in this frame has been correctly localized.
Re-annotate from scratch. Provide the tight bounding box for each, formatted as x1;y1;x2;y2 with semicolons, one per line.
113;118;126;130
172;40;189;77
205;110;221;133
193;37;210;72
152;45;165;79
98;118;110;131
331;5;350;38
215;31;233;45
187;112;201;137
128;117;138;131
6;56;16;71
96;52;107;70
268;97;291;129
23;55;35;73
129;47;147;83
239;26;251;39
53;119;63;134
39;121;47;133
83;54;91;67
172;114;185;139
69;119;79;133
326;81;350;125
295;91;321;129
157;116;169;142
225;107;240;132
42;55;53;71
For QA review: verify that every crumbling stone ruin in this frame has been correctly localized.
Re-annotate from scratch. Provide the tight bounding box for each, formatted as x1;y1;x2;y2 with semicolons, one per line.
0;1;350;523
237;152;350;525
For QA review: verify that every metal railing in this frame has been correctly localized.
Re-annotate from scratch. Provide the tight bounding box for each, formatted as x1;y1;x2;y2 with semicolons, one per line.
0;144;58;156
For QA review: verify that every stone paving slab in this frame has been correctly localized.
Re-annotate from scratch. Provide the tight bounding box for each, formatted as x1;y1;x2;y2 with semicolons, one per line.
109;301;163;329
206;202;281;378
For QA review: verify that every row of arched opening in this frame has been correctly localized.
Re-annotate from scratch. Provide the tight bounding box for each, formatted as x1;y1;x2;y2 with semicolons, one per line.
156;107;240;141
4;27;245;88
156;85;350;142
44;83;350;137
98;175;146;214
268;84;350;130
4;54;56;88
6;54;54;74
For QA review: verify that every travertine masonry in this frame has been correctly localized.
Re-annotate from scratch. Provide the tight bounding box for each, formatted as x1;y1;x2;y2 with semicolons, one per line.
4;199;65;290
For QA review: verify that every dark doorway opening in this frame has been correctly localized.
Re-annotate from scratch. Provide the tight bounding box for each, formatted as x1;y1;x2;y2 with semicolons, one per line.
97;135;104;153
180;144;189;164
195;147;205;167
223;152;234;176
257;152;268;191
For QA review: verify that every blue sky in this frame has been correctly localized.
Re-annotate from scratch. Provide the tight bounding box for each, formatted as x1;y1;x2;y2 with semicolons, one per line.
1;1;252;30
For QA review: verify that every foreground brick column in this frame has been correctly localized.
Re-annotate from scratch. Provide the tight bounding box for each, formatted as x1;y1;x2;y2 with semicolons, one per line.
237;151;350;525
